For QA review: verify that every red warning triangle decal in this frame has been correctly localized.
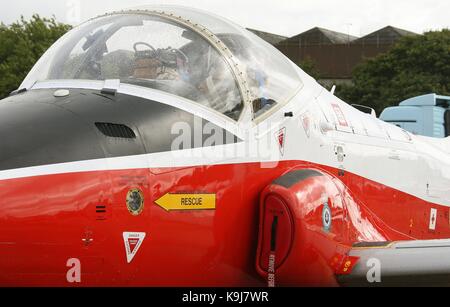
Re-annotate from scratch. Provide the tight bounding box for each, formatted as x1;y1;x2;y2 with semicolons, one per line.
123;232;146;263
278;133;284;148
276;128;286;156
128;238;139;254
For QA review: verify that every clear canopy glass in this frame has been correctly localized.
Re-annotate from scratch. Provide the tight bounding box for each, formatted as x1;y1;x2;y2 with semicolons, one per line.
142;6;304;117
21;6;303;120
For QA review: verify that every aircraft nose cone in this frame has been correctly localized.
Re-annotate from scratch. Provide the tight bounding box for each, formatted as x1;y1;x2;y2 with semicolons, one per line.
0;89;104;172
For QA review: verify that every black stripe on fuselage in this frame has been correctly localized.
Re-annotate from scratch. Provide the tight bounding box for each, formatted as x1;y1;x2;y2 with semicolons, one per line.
0;88;240;172
272;169;324;188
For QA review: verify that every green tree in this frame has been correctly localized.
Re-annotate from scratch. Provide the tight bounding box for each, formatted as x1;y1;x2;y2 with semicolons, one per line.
297;57;321;80
336;29;450;115
0;15;71;99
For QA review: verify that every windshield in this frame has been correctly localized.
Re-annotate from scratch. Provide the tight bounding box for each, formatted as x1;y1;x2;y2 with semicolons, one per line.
139;6;304;118
21;14;244;121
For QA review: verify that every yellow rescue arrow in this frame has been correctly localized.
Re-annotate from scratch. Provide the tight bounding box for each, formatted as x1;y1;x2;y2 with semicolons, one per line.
154;193;216;212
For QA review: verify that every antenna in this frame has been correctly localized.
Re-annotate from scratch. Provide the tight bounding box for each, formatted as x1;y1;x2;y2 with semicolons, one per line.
330;85;336;95
344;23;353;43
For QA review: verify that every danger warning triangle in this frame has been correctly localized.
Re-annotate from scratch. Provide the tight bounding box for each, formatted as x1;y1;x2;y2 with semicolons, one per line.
128;238;139;254
278;133;284;148
276;128;286;156
123;232;146;263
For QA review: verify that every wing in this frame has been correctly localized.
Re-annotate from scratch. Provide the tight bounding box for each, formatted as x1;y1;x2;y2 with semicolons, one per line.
337;239;450;287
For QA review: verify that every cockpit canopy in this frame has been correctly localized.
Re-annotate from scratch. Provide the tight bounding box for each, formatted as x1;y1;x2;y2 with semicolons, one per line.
21;6;303;121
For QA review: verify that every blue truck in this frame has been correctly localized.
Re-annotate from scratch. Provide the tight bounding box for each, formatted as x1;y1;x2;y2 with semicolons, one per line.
380;93;450;138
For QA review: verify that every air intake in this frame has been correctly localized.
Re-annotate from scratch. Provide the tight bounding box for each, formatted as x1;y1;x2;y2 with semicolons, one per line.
95;122;136;139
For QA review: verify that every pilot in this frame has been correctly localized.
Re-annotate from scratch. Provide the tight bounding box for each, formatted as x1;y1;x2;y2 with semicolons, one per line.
129;36;241;117
217;34;274;115
194;46;242;115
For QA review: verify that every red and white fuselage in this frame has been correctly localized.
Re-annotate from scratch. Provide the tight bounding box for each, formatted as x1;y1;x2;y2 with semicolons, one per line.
0;6;449;286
